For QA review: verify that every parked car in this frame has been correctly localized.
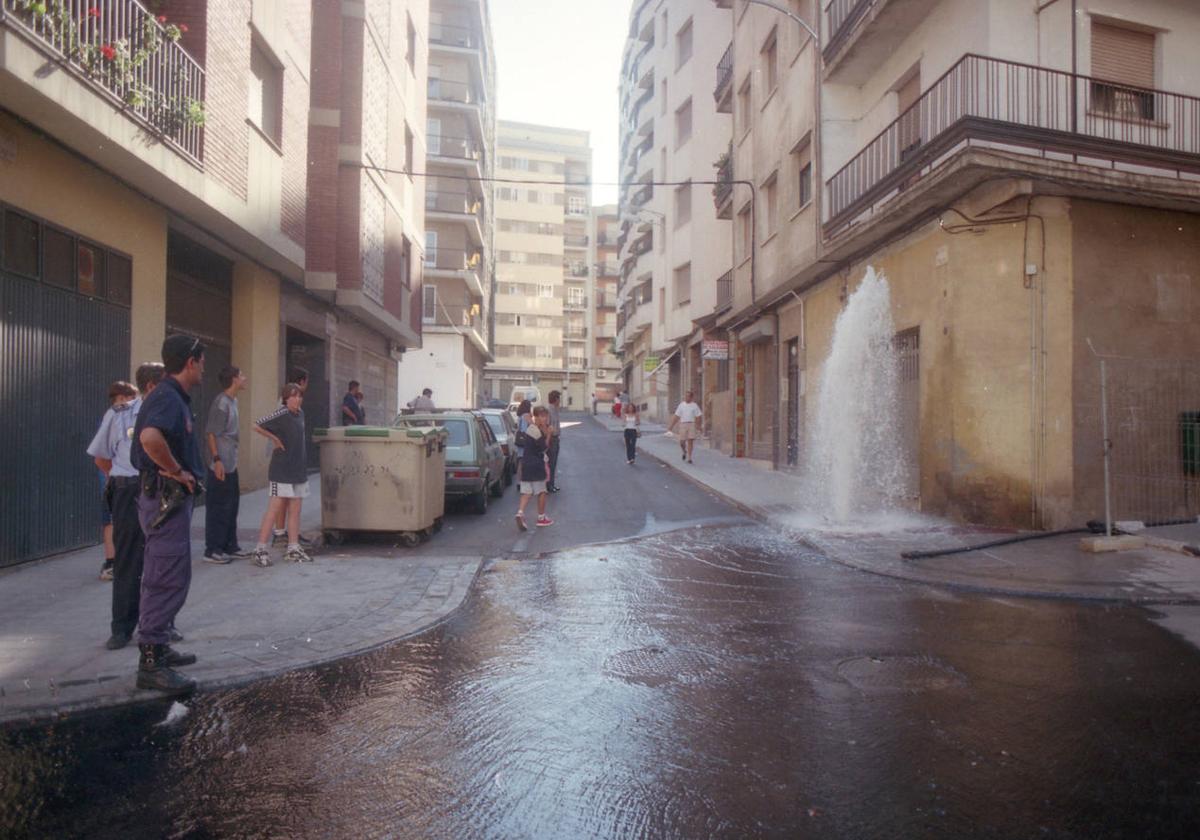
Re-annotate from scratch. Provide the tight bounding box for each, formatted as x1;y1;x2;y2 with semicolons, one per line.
394;410;505;514
479;408;519;486
484;397;508;409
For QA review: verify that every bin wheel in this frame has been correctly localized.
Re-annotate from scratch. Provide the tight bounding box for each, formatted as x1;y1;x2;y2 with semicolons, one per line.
433;517;444;533
400;531;422;548
323;530;345;547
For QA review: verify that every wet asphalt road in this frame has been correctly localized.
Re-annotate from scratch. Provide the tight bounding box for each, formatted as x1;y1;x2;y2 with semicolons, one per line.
4;418;1200;838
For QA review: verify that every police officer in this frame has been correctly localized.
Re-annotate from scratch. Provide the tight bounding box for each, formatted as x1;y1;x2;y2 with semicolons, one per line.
129;334;206;692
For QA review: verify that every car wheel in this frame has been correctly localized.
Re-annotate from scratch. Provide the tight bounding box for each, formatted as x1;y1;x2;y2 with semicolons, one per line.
471;482;489;515
490;473;505;498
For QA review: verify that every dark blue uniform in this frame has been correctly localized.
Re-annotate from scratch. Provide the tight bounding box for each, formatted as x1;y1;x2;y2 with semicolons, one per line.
130;376;203;646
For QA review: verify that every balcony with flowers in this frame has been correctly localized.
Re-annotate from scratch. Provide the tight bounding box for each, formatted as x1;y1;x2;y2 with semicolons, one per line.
1;0;206;163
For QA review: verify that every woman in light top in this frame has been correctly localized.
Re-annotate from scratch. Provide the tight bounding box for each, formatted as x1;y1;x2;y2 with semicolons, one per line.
622;401;640;465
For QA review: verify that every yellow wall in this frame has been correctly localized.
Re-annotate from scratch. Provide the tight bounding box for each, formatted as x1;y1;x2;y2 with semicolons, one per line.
231;261;281;489
0;113;167;371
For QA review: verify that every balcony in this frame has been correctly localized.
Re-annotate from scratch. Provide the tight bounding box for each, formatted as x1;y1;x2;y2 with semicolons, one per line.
823;0;938;85
564;234;589;248
630;183;654;208
713;148;733;219
825;54;1200;236
428;77;480;106
565;261;589;278
715;269;733;314
631;231;653;258
428;133;481;163
423;248;485;298
565;326;588;339
430;22;479;50
426;190;484;245
714;42;733;114
564;296;588;311
1;0;205;164
422;302;488;355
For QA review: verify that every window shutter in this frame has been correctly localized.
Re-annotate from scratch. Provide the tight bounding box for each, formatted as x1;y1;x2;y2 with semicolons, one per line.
1092;22;1154;89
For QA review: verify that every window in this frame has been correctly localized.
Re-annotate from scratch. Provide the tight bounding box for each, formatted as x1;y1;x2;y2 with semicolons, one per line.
674;182;692;228
1091;20;1156;120
248;39;283;145
76;241;105;298
400;236;412;288
895;70;922;154
404;123;414;175
536;345;553;359
568;286;584;305
737;76;752;132
406;14;416;73
738;204;753;262
660;78;668;115
792;137;812;209
424;231;438;267
3;210;39;278
568;195;587;215
761;28;778;96
422;285;437;323
539;284;555;298
673;263;691;307
658;294;665;324
42;226;74;290
676;19;693;70
427;117;441;155
763;173;779;238
660;10;668;45
675;98;693;149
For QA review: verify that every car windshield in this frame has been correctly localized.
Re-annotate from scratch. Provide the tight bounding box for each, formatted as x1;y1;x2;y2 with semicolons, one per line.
484;415;506;436
404;417;470;447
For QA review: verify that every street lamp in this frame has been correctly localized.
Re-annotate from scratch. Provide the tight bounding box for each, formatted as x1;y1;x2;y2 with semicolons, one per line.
735;0;820;45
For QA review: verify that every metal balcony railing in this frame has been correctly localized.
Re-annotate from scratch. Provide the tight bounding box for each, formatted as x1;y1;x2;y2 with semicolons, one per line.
713;148;733;213
565;327;588;339
426;190;483;216
564;262;590;277
824;0;875;60
429;22;478;49
423;249;483;272
423;302;485;334
564;234;589;247
716;269;733;312
714;42;733;103
428;77;478;105
631;183;654;207
631;233;653;258
565;297;588;310
2;0;206;163
428;133;481;161
826;53;1200;230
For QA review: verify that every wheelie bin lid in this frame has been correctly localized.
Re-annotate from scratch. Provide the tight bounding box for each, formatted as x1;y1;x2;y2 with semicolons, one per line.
313;426;447;441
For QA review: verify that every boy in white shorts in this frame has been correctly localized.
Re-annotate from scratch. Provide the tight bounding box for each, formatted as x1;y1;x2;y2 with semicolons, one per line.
251;383;311;565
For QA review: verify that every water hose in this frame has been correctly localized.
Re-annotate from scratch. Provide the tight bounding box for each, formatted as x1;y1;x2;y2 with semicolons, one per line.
902;517;1200;561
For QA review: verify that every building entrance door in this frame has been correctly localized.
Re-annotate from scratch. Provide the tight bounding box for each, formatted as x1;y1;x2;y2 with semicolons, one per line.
786;338;800;467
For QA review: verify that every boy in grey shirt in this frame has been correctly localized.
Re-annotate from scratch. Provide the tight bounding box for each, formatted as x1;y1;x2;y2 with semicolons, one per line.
203;366;248;563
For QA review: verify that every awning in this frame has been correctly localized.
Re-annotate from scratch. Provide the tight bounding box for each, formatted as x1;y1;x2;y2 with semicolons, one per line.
645;347;680;379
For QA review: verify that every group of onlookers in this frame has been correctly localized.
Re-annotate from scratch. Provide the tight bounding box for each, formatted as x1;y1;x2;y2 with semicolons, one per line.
88;343;381;693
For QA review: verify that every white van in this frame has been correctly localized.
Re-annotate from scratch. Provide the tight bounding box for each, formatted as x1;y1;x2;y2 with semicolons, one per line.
508;385;541;407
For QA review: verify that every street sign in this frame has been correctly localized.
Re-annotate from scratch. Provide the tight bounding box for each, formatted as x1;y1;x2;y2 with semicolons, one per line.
643;355;660;372
701;340;729;360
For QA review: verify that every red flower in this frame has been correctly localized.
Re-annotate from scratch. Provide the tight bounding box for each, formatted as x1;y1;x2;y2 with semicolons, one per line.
157;15;166;23
87;6;100;17
100;43;115;60
179;24;188;33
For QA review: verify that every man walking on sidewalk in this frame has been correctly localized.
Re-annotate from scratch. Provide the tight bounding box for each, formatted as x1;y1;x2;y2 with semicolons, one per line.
204;365;248;564
668;390;703;464
129;335;204;692
546;390;563;492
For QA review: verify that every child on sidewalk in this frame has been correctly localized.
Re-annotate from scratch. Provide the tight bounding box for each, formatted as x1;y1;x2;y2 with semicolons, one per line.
251;383;311;566
515;406;553;530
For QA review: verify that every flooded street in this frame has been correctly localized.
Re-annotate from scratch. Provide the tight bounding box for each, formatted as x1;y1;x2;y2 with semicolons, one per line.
5;521;1200;838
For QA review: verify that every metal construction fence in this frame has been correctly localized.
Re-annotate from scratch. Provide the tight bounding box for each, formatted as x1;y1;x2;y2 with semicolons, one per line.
1086;354;1200;532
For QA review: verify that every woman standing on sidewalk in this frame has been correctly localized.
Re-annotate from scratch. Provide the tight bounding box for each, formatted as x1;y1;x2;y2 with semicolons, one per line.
515;406;553;530
623;402;640;464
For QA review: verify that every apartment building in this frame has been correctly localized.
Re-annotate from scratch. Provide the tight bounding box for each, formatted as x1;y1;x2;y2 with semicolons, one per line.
401;0;496;409
615;0;733;423
711;0;1200;528
0;0;425;566
485;121;592;409
588;204;623;406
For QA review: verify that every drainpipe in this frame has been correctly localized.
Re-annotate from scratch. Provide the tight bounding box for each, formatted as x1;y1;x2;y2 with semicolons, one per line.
772;310;781;470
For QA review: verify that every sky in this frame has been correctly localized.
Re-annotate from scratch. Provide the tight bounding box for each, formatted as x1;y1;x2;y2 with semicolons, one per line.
489;0;634;205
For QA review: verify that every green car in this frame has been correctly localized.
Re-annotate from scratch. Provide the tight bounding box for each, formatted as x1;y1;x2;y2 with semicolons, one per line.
394;410;506;514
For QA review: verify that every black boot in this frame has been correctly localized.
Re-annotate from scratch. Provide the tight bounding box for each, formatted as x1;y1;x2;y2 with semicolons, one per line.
136;644;196;693
160;645;197;667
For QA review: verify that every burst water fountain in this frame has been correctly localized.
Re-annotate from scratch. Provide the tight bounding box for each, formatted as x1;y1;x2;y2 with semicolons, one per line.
807;266;908;523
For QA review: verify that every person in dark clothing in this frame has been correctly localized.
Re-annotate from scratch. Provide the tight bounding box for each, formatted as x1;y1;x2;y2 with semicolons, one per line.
514;406;553;530
341;379;366;425
252;383;312;566
546;390;562;492
273;367;311;545
203;365;248;564
129;335;205;693
622;401;641;464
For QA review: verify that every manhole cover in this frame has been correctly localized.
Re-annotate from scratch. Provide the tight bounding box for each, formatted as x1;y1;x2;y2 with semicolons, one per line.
837;655;966;693
603;646;716;687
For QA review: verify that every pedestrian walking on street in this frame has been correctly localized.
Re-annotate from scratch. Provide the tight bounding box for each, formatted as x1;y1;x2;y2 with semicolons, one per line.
341;379;366;425
272;367;311;547
252;383;312;566
87;366;163;650
622;401;641;464
668;390;703;464
515;406;553;530
546;390;562;492
91;380;137;582
514;398;532;481
129;335;205;692
203;365;249;565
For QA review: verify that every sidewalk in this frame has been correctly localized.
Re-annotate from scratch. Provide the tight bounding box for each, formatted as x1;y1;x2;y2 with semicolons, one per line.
595;412;1200;605
0;480;480;725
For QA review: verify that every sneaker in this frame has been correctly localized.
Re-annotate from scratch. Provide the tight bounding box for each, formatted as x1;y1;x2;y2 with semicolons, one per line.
225;546;253;558
536;516;554;528
515;513;528;531
285;546;313;563
299;533;316;547
168;627;184;643
105;631;131;650
681;450;687;461
252;548;273;568
688;458;694;464
99;560;114;582
270;530;287;546
203;551;232;565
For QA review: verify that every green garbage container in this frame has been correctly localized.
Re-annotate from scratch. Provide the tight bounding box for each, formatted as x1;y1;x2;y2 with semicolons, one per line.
314;426;447;545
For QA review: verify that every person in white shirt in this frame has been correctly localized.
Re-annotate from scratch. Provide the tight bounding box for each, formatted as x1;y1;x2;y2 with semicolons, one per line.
622;401;641;464
667;390;703;463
